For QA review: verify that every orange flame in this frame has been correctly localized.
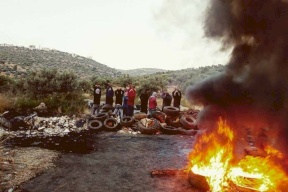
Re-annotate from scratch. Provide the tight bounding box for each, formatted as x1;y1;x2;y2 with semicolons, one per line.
188;118;288;191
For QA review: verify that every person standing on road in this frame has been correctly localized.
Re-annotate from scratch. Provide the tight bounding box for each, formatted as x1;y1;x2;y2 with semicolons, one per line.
127;84;136;116
140;89;149;114
172;88;182;109
92;83;101;115
161;90;172;111
105;82;114;105
148;92;157;115
115;87;124;105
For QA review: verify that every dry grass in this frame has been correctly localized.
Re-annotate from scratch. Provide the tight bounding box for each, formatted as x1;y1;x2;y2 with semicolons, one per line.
0;94;12;113
0;145;60;191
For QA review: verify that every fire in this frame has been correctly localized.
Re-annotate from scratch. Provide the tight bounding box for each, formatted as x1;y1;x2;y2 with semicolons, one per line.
188;118;288;192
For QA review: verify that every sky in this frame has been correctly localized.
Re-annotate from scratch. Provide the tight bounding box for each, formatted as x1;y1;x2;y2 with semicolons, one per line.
0;0;231;70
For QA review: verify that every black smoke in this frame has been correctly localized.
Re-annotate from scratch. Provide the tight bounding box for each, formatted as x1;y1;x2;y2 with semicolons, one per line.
186;0;288;156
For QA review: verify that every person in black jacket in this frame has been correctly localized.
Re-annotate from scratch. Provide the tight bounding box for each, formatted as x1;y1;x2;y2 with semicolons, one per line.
140;89;149;114
115;87;124;105
105;83;114;105
161;90;172;111
92;83;101;115
172;88;182;108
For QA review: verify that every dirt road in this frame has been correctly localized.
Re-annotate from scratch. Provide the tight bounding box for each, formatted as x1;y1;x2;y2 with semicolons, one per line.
18;133;196;192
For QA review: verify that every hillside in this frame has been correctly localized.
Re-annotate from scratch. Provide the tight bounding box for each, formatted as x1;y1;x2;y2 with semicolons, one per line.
119;68;167;76
166;64;225;87
0;45;121;78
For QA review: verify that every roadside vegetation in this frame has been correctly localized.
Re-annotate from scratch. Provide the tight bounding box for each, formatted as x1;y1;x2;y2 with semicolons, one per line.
0;63;225;115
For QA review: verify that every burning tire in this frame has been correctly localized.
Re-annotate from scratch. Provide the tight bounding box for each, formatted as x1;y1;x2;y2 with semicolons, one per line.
188;171;210;191
88;120;103;131
151;111;166;123
160;125;180;135
180;115;197;130
133;112;147;121
121;116;134;127
138;118;160;135
91;113;108;122
103;118;119;131
163;106;180;116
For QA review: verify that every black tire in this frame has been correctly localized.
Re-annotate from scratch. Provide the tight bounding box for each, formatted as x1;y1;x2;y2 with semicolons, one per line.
0;117;11;129
178;128;198;136
163;106;180;116
88;120;103;131
91;113;108;122
160;125;180;135
180;115;197;130
121;116;134;127
138;118;160;135
165;115;181;127
133;112;147;121
10;116;28;130
103;118;119;131
151;111;166;123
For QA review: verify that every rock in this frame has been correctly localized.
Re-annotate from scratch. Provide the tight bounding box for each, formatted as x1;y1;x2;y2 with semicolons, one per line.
63;128;70;133
34;102;47;113
38;126;45;131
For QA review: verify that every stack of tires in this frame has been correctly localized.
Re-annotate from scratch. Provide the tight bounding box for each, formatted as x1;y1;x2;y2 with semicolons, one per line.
87;104;199;136
88;104;119;132
159;106;198;136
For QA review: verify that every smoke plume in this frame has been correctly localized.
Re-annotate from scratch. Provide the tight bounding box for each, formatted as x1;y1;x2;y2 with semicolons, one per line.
186;0;288;155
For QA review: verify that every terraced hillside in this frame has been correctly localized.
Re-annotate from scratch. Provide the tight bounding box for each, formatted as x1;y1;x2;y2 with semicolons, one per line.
0;46;122;78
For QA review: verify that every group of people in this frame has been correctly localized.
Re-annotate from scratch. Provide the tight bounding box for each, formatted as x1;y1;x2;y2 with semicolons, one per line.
92;82;182;116
144;89;182;115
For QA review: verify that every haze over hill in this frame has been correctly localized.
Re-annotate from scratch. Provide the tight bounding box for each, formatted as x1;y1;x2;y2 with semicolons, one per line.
119;68;167;76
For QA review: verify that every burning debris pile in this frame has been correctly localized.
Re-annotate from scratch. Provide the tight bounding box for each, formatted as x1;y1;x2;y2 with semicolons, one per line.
185;0;288;191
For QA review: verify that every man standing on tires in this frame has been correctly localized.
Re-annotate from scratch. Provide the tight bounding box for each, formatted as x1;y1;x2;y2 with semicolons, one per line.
115;87;124;105
140;89;149;114
122;88;128;116
148;92;157;115
105;82;114;105
127;84;136;116
92;83;101;115
172;88;182;109
161;90;172;111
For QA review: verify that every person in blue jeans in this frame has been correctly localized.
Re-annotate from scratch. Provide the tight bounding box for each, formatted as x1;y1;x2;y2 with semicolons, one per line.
122;88;128;116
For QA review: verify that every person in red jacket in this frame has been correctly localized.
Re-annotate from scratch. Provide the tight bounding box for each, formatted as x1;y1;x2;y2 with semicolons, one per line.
148;92;158;115
127;84;136;116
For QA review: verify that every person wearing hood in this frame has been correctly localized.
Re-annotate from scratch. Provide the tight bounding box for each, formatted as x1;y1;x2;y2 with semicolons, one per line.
172;88;182;109
148;92;158;115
